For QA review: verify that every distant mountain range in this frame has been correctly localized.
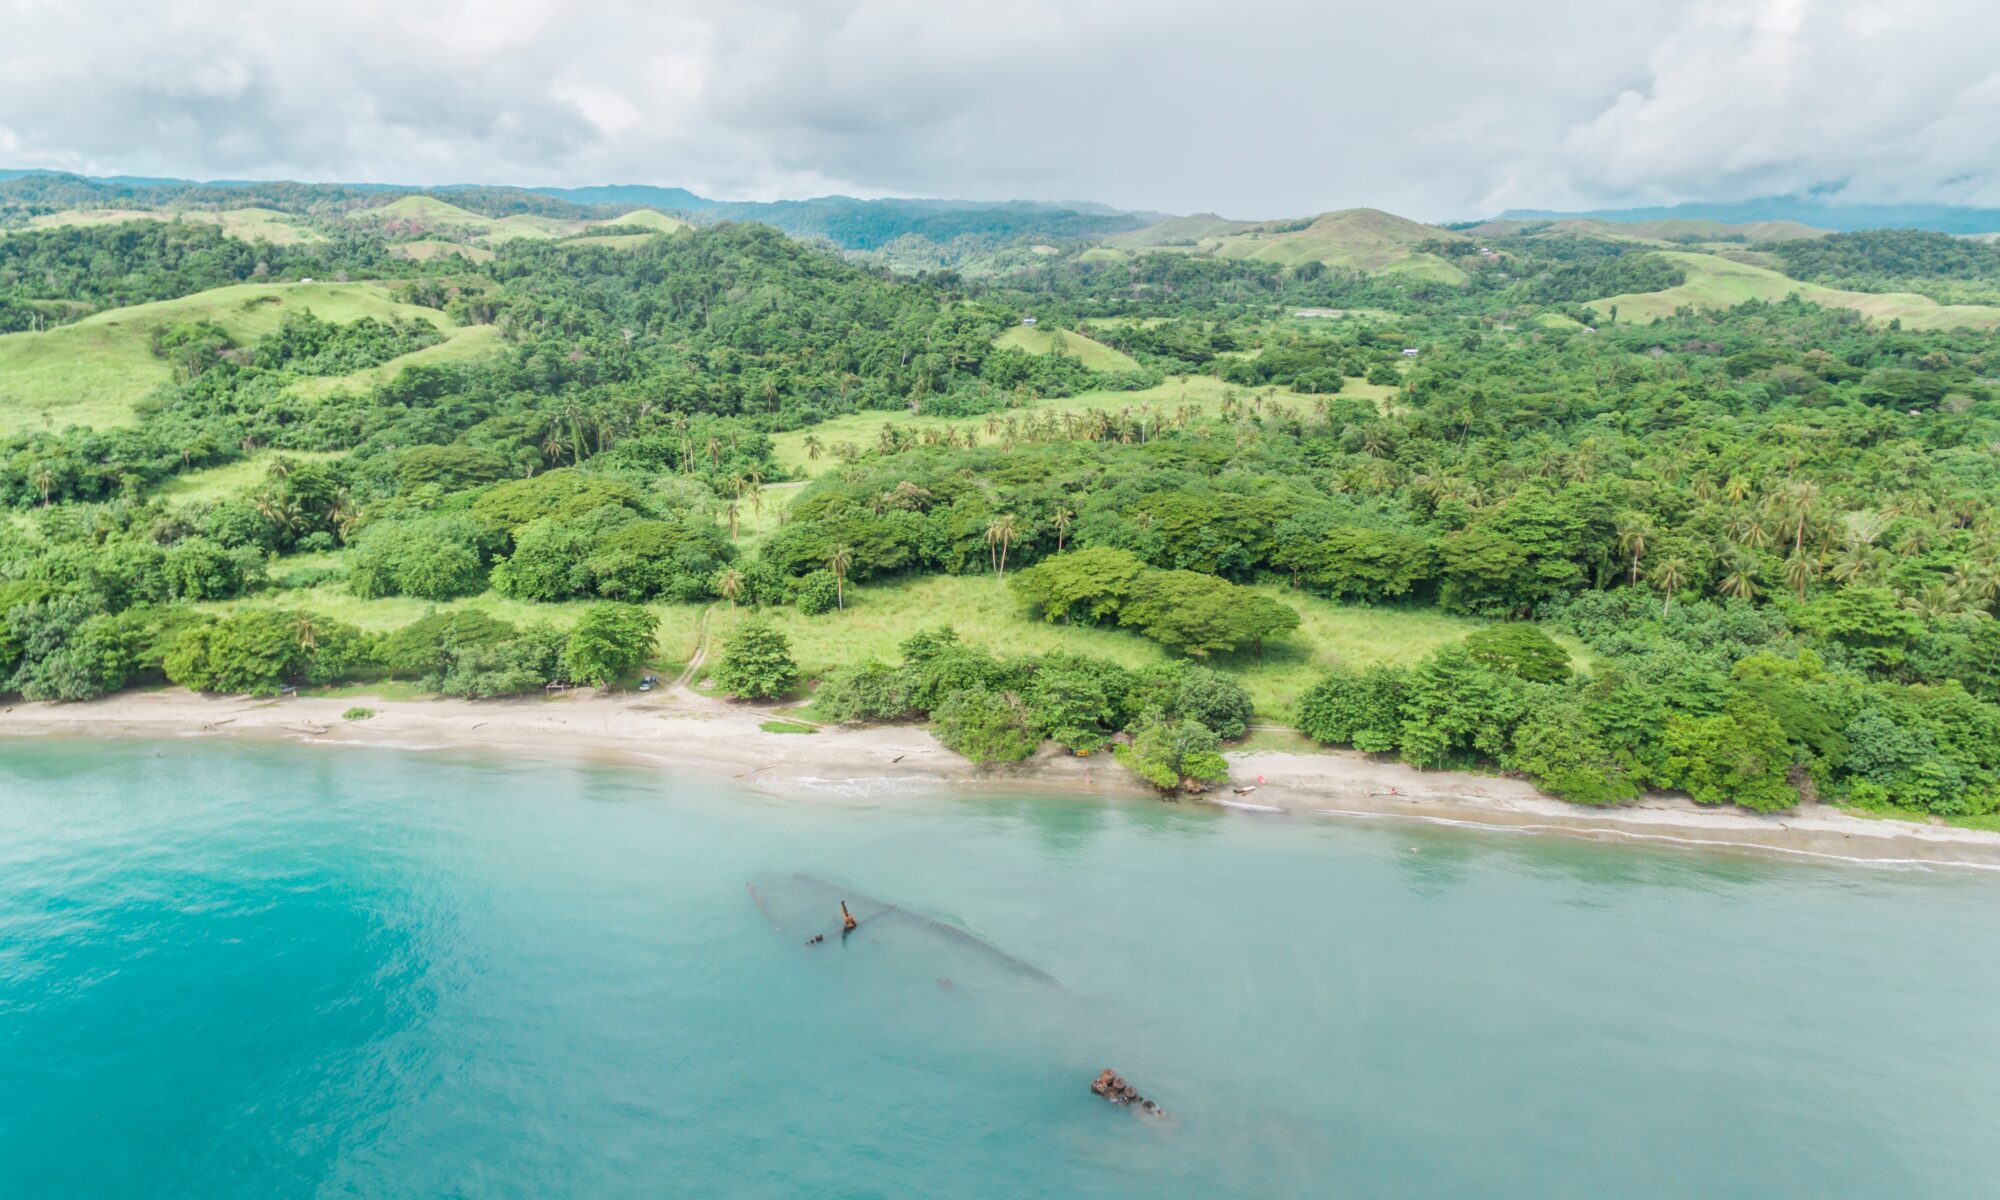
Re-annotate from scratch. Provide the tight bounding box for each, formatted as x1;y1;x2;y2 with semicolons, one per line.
1496;198;2000;235
0;171;1147;252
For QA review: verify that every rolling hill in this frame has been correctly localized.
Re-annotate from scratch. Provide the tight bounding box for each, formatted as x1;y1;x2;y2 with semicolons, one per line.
0;281;481;435
1109;208;1469;283
348;197;687;250
9;206;325;245
1586;251;2000;330
1463;217;1828;245
993;324;1141;372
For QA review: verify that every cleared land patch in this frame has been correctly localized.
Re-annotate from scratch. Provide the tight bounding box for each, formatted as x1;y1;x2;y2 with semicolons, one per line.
1589;251;2000;330
992;324;1142;372
13;206;325;245
0;281;459;435
1111;208;1469;284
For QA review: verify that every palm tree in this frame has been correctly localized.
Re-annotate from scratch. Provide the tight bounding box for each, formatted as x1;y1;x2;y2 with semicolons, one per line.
827;544;854;609
294;613;319;651
985;514;1020;580
802;434;823;463
1052;506;1074;553
747;483;765;532
34;467;53;508
1648;556;1688;614
722;500;740;540
716;568;745;608
1783;551;1818;602
1615;514;1653;587
1718;550;1760;601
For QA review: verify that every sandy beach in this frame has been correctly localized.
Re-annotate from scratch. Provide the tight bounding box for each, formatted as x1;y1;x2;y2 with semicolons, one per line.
6;686;1999;870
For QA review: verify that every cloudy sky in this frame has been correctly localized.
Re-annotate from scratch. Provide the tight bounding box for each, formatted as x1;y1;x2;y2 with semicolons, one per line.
2;0;1995;219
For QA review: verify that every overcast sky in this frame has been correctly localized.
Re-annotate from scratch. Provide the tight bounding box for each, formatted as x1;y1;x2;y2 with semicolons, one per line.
2;0;1996;219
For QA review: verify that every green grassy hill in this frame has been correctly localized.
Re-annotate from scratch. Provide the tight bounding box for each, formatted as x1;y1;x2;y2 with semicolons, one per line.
1110;208;1468;283
1466;217;1829;246
1588;250;2000;330
0;281;470;435
993;324;1142;371
11;206;324;245
1109;213;1256;248
350;197;685;251
601;209;689;233
348;197;584;244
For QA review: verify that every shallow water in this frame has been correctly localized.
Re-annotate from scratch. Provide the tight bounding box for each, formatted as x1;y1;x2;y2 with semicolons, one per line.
3;739;1997;1198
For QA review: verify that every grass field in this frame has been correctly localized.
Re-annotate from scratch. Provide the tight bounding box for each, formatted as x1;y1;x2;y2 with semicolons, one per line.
701;574;1576;721
1464;217;1829;245
769;377;1310;478
1112;208;1470;284
159;449;347;503
1589;251;2000;330
349;197;685;249
603;209;690;233
12;206;325;245
286;323;505;401
0;281;466;435
993;324;1142;371
768;374;1399;479
213;533;1589;723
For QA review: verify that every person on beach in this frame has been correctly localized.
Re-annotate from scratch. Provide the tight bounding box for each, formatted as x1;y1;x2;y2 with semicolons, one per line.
841;902;858;935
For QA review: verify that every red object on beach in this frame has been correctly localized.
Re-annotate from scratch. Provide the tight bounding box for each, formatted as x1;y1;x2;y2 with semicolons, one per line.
1256;774;1266;785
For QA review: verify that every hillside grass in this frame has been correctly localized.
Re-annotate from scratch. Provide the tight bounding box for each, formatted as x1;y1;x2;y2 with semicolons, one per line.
349;197;683;250
993;324;1142;371
0;281;461;435
1117;208;1472;284
14;207;324;245
285;322;505;401
605;210;690;233
1590;251;2000;330
160;449;347;503
769;376;1304;478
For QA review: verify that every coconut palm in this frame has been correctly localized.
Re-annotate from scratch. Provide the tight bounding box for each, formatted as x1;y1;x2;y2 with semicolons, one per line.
985;514;1020;579
716;568;744;608
1718;550;1760;601
1615;514;1654;587
1783;551;1818;602
826;544;854;609
1052;506;1074;553
1648;555;1689;614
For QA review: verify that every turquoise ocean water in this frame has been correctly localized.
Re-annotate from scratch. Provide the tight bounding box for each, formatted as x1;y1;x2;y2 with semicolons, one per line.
2;739;1997;1198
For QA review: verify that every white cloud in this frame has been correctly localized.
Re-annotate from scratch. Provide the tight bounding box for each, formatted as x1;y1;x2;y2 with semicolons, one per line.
0;0;1992;217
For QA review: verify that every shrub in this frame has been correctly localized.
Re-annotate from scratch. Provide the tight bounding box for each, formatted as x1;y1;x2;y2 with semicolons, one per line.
1296;667;1408;754
1116;715;1230;792
343;707;375;720
164;609;367;695
933;686;1040;763
1134;661;1253;740
814;661;914;723
713;619;798;700
794;569;840;616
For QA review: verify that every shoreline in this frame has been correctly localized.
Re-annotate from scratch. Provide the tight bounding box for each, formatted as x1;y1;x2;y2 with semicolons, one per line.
5;687;1999;871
